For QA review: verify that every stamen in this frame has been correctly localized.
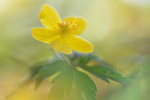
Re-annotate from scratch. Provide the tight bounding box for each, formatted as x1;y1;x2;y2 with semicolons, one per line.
74;20;78;24
66;22;70;25
57;21;78;37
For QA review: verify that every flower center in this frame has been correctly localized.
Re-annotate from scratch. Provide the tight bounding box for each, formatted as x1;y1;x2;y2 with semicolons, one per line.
56;20;78;37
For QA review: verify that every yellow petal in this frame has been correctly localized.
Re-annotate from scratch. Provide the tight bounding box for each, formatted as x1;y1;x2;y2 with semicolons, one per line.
51;37;72;54
66;36;93;53
32;28;59;43
39;5;61;29
63;17;87;35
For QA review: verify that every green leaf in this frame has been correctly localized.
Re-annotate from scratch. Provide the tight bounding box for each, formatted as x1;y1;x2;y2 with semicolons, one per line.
69;53;130;84
34;59;69;90
48;68;73;100
69;53;106;66
34;60;68;80
48;68;97;100
82;65;130;84
26;53;130;99
74;70;97;100
69;53;94;65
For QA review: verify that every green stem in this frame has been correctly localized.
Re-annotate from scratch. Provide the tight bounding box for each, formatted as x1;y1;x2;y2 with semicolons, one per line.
56;52;72;66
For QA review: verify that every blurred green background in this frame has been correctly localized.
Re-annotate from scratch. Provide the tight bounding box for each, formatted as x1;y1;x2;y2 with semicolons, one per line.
0;0;150;100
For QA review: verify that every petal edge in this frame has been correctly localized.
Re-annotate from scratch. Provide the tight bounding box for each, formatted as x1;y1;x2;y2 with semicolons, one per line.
32;28;59;43
66;36;93;53
39;5;61;29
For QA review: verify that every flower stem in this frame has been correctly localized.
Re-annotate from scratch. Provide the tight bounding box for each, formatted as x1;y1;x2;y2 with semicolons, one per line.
56;52;72;66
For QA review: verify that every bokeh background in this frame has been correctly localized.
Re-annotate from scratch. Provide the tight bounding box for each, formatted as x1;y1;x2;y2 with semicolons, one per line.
0;0;150;100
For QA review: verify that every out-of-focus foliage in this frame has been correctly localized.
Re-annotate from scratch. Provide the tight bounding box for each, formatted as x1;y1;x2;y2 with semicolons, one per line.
18;53;129;100
0;0;150;100
69;54;131;84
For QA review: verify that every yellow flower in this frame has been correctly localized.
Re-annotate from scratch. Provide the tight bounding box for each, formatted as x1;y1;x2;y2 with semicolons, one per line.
32;5;94;54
